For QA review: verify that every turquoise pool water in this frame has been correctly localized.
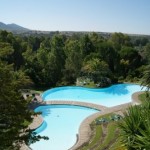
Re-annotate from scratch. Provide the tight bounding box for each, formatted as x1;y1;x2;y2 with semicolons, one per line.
30;105;99;150
30;83;145;150
42;83;144;107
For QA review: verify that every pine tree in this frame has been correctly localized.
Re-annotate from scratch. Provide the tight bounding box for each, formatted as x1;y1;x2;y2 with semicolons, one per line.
0;62;48;150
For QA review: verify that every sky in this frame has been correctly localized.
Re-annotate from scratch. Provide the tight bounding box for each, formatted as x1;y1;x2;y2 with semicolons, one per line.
0;0;150;34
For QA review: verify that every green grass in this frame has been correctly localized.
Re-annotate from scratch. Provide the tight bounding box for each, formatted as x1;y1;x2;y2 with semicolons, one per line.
80;125;102;150
88;125;102;149
78;114;123;150
109;139;126;150
96;122;117;150
138;92;149;102
30;89;43;94
22;120;31;126
84;81;96;88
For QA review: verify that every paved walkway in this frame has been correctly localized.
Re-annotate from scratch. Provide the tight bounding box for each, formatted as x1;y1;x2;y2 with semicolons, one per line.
29;115;43;130
69;102;132;150
132;91;144;104
69;91;145;150
46;100;107;111
20;143;32;150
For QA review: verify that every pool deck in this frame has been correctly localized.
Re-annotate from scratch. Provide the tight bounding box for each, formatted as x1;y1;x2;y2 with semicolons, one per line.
46;100;107;111
132;91;144;104
29;115;43;130
28;100;107;130
22;91;144;150
70;91;144;150
69;102;132;150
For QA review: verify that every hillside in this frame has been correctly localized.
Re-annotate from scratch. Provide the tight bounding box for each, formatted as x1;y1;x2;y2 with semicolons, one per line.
0;22;30;33
0;22;150;40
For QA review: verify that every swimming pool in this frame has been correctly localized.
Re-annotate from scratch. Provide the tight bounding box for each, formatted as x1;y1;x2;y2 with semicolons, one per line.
30;83;145;150
42;83;144;107
30;105;99;150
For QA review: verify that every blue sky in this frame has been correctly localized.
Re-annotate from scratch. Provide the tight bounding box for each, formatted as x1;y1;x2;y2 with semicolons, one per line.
0;0;150;34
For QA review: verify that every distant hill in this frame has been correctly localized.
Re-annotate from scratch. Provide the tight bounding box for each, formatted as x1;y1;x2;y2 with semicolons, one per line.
0;22;150;39
0;22;30;33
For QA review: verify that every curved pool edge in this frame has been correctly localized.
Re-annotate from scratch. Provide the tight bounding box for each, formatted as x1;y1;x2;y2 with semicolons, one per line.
29;91;144;131
68;102;132;150
69;91;145;150
28;100;107;131
41;84;145;108
45;100;107;111
20;115;44;150
27;91;145;150
132;91;144;104
29;115;44;130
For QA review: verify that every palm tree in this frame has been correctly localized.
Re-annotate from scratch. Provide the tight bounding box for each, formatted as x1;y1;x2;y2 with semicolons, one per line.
118;99;150;149
141;65;150;91
118;105;142;149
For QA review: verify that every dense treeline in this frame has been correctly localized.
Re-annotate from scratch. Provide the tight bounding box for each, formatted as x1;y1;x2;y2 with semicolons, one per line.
0;30;150;149
0;30;150;88
0;30;48;149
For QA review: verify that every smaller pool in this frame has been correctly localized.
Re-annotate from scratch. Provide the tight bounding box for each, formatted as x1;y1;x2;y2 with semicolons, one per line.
30;105;99;150
42;83;145;107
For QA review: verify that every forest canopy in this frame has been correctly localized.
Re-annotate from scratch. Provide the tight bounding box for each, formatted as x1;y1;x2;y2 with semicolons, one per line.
0;30;150;149
0;30;150;88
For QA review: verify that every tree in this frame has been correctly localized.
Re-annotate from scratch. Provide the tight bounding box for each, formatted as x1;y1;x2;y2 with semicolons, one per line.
89;32;104;52
141;37;149;46
110;32;132;50
28;36;41;52
0;31;25;70
23;35;66;87
37;50;61;86
98;41;119;73
118;99;150;149
142;43;150;63
80;34;94;57
40;37;51;51
12;37;24;70
141;65;150;91
0;62;48;150
23;48;40;86
50;35;65;84
0;30;9;42
119;46;142;77
82;58;111;86
0;42;14;63
64;40;82;83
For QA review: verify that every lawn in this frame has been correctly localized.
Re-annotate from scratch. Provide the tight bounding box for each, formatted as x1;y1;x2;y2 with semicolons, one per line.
78;114;125;150
138;92;149;101
77;92;148;150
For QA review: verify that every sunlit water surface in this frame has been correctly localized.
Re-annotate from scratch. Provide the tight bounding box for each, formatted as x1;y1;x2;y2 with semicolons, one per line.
42;83;144;107
30;105;99;150
31;83;145;150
